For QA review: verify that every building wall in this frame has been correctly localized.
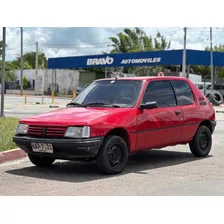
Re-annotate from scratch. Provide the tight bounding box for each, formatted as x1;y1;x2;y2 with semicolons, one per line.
78;71;104;87
13;69;80;95
79;72;96;87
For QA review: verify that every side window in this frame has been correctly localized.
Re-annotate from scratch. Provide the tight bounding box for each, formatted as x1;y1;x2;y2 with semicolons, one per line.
171;80;194;106
142;80;177;108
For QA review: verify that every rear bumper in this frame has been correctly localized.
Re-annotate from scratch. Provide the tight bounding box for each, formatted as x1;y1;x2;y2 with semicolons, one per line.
13;135;104;160
210;120;216;134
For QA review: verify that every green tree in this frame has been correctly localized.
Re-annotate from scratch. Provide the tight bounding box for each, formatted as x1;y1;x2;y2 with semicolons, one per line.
0;70;17;83
109;28;171;53
1;49;47;74
11;50;47;69
0;60;17;83
191;65;211;79
107;28;171;75
205;44;224;52
5;61;19;70
5;71;17;83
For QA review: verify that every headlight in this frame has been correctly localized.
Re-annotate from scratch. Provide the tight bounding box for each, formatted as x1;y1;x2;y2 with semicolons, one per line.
16;123;29;134
64;126;90;138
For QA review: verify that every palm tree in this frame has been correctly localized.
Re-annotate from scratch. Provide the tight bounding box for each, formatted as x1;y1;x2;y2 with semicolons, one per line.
108;28;171;54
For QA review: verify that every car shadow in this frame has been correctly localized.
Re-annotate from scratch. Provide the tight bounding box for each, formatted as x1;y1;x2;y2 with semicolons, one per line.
5;149;212;183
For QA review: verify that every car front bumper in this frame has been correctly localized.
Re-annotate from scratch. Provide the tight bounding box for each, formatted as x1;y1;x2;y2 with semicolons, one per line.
13;135;104;160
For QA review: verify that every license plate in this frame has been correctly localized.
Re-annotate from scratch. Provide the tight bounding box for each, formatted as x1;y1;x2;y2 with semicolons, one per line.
31;143;53;153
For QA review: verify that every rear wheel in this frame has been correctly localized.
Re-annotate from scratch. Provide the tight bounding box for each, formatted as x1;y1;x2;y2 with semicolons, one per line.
189;125;212;157
96;135;128;175
28;154;55;167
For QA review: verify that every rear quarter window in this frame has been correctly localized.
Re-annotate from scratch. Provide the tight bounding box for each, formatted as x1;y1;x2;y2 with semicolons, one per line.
171;80;194;106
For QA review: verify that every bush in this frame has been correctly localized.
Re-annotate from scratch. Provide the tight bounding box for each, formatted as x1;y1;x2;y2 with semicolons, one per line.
22;76;31;90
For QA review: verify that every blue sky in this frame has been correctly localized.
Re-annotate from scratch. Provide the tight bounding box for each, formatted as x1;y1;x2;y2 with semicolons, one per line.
1;27;224;61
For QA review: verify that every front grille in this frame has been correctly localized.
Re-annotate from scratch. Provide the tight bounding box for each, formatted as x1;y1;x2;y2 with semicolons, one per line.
28;125;67;137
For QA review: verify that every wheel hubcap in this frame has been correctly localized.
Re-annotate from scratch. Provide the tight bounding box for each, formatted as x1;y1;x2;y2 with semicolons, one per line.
199;133;208;149
108;144;122;167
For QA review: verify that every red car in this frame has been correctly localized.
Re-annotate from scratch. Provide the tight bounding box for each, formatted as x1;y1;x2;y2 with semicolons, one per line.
13;76;216;175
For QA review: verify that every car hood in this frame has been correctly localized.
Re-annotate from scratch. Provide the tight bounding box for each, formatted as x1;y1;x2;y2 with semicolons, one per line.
20;107;132;126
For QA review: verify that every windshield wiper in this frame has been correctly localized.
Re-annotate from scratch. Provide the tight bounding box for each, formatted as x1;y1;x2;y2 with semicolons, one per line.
66;102;86;107
84;102;121;108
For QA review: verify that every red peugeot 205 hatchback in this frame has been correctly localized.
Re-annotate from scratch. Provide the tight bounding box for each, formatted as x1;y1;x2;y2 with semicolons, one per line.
13;76;216;175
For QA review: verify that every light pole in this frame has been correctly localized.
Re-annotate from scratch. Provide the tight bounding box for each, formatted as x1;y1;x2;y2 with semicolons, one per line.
1;27;6;117
20;27;23;96
181;27;187;77
210;27;214;91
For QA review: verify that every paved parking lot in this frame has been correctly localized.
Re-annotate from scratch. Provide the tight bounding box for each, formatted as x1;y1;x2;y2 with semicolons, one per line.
0;113;224;196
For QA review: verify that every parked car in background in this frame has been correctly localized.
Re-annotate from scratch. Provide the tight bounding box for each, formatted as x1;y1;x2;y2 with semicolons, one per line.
13;76;216;175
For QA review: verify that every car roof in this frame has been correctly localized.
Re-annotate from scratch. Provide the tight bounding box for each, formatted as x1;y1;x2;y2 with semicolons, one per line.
96;76;191;82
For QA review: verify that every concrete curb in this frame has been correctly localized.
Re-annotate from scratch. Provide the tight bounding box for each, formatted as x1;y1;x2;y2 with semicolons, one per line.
0;148;27;164
214;106;224;113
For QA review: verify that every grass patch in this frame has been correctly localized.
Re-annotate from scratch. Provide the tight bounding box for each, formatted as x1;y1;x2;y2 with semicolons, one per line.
0;117;19;152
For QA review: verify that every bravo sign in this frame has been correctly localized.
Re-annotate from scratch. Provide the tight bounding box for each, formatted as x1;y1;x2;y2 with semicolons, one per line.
86;56;162;66
87;56;114;66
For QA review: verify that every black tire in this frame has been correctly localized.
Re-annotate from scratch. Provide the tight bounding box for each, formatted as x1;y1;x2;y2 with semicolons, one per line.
28;154;55;167
210;91;223;106
96;135;128;175
205;92;211;99
189;125;212;157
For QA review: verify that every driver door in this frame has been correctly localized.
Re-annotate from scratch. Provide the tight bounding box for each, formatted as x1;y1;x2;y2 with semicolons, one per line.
135;80;184;150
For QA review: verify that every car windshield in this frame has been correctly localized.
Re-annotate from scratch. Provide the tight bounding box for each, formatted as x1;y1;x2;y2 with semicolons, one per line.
71;79;143;108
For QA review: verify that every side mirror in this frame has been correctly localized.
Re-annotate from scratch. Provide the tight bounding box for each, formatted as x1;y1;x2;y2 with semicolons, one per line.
139;101;158;110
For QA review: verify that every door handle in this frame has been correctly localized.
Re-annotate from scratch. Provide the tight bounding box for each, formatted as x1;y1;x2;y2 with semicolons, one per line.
175;110;181;115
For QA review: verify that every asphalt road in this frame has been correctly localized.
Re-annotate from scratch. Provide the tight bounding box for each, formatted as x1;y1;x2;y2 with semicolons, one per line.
3;95;71;105
1;95;71;119
0;112;224;196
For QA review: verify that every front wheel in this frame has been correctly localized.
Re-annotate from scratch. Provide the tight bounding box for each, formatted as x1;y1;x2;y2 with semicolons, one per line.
28;154;55;167
96;135;128;175
189;125;212;157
